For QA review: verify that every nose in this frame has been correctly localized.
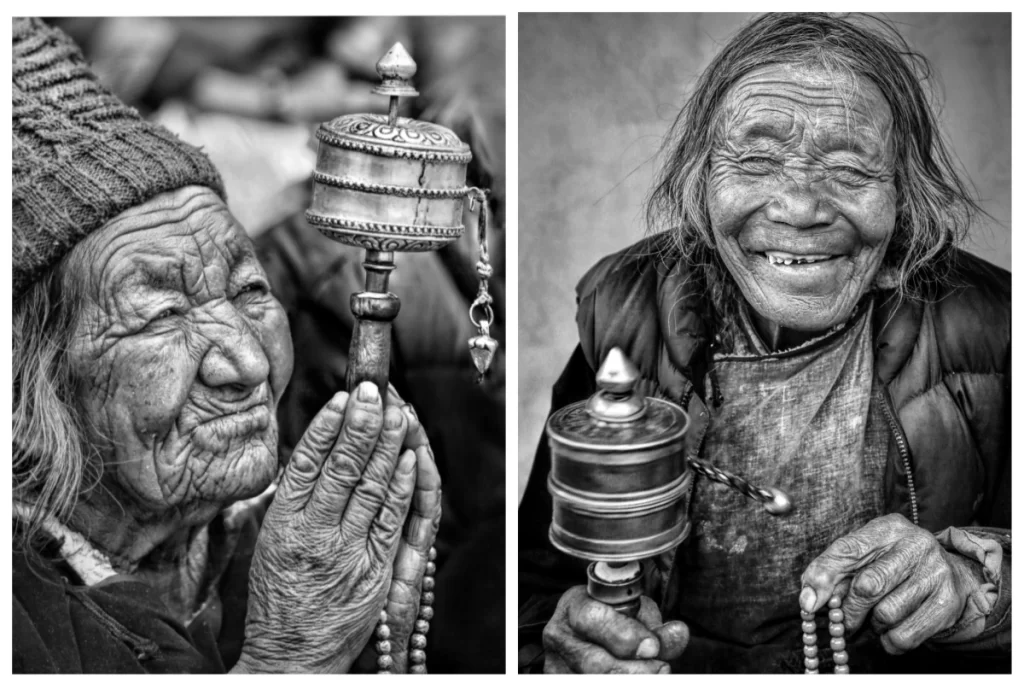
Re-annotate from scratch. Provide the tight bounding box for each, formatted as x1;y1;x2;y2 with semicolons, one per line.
764;174;837;229
198;312;270;394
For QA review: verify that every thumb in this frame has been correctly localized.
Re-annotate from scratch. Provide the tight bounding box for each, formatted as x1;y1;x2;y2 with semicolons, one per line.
654;620;689;662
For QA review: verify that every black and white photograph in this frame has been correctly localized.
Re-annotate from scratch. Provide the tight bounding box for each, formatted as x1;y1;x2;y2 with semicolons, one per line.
518;13;1010;674
12;15;505;673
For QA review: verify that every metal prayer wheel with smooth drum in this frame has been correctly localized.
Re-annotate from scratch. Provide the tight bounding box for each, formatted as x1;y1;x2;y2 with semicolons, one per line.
546;348;693;564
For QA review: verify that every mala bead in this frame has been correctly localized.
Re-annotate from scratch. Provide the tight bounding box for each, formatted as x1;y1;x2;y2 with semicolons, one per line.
428;547;437;561
803;594;850;675
380;610;389;624
376;641;392;655
410;633;427;650
425;561;436;576
422;576;435;591
421;591;435;606
377;655;393;670
409;649;427;665
376;624;391;641
419;605;434;620
410;664;428;674
414;619;431;635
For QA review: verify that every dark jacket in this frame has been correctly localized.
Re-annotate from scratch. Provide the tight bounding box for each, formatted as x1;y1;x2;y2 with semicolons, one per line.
519;235;1010;673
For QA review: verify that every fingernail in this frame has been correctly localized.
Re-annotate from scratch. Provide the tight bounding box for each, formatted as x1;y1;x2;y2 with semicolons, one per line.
636;637;659;659
800;586;817;613
358;382;380;403
658;664;671;675
384;407;404;429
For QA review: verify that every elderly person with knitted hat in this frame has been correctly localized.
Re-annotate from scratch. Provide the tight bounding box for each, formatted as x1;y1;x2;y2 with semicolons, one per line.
519;13;1009;674
12;18;440;674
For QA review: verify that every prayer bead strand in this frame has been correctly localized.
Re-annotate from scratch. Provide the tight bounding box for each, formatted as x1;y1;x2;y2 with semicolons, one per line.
802;594;849;674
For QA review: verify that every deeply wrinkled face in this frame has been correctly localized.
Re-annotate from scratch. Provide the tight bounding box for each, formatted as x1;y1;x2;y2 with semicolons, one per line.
708;64;898;333
65;186;293;524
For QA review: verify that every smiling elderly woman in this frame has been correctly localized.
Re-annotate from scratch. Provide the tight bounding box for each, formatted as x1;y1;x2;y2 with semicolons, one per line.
519;13;1009;674
13;18;439;673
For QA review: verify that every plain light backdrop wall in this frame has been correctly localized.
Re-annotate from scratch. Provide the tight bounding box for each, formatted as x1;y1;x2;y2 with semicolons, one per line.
518;13;1011;501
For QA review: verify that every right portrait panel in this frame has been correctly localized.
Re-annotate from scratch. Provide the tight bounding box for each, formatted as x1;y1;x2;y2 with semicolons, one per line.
518;13;1010;675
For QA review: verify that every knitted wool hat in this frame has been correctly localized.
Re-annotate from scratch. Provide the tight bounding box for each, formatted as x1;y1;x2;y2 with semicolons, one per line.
12;18;225;300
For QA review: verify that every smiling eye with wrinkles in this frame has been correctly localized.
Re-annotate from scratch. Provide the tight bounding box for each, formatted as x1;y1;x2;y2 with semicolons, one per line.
831;165;871;184
738;156;780;173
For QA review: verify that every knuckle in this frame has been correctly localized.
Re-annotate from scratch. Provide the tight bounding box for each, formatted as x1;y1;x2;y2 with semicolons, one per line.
831;535;865;560
852;567;887;599
324;449;364;488
872;599;898;625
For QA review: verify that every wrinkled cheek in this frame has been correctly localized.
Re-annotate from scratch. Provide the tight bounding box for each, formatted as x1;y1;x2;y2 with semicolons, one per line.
121;343;195;441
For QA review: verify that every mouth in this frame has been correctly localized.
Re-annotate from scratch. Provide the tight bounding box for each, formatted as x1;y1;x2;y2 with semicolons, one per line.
762;250;841;266
191;386;273;452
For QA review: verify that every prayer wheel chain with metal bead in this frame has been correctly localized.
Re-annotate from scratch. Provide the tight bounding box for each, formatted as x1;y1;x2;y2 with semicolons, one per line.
376;546;436;674
801;594;850;674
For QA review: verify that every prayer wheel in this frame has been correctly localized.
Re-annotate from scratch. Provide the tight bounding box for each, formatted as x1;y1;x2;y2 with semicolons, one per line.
546;348;692;616
306;42;496;400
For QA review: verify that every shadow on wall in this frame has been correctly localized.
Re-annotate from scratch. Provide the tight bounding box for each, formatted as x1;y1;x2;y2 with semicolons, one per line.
517;12;1011;501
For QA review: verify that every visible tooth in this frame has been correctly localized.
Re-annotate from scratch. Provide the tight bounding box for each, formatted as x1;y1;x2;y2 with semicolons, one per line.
784;259;793;265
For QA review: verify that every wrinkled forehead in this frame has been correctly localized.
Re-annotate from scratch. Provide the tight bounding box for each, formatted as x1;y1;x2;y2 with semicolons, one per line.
68;193;259;299
715;63;894;158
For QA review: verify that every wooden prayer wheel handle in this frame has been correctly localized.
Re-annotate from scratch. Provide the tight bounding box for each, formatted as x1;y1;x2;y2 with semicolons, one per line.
346;250;399;401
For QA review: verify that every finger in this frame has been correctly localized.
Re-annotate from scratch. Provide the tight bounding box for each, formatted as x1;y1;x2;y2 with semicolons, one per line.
842;546;918;633
305;381;384;524
370;451;419;671
555;632;666;674
406;445;442;552
801;515;907;612
869;574;930;634
275;391;349;512
879;585;960;655
636;595;663;631
568;595;661;660
654;620;690;662
543;652;572;674
369;447;417;554
345;406;409;540
400;402;429;451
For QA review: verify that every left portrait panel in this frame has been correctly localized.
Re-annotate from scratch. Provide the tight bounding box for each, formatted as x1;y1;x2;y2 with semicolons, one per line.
11;16;505;674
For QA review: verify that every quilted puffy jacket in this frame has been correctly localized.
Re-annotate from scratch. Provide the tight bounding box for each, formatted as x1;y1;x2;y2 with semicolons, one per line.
519;234;1010;673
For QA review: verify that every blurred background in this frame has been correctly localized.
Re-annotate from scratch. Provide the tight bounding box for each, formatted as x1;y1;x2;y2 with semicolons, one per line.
51;16;505;673
518;13;1011;501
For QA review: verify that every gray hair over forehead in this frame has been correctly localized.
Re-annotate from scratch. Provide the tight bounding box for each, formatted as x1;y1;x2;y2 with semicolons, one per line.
646;12;980;310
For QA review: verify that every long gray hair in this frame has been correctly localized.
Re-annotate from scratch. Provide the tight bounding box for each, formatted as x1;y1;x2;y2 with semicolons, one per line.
13;262;99;544
645;13;981;328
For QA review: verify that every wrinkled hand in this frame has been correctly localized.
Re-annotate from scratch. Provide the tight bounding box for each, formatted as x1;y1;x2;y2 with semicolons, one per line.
236;382;439;673
801;513;984;655
542;586;689;674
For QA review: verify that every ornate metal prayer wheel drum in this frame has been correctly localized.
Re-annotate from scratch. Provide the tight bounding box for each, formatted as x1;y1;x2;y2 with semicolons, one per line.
307;43;472;252
305;42;498;400
546;348;693;563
